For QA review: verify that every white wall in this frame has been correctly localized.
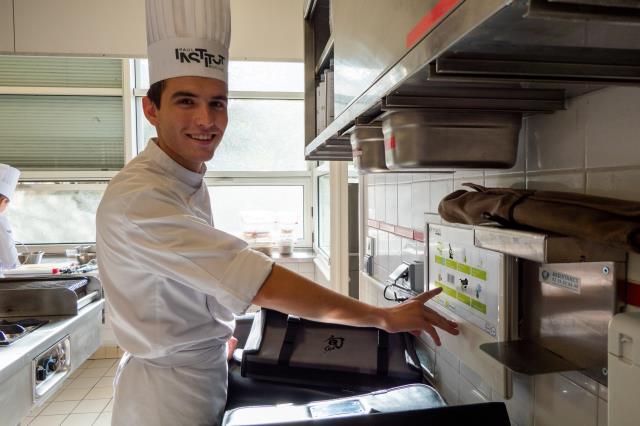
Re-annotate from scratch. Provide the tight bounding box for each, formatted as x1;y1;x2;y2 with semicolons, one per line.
3;0;303;60
360;86;640;426
230;0;303;61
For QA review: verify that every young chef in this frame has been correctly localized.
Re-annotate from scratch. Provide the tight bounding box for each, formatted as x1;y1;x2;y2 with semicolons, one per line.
0;163;20;278
96;1;459;424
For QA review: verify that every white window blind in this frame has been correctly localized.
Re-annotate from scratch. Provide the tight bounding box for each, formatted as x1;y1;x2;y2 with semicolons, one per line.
0;95;124;170
0;57;122;88
0;56;125;170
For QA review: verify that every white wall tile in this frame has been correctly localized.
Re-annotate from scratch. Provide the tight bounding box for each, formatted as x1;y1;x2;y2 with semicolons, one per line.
534;373;598;426
401;238;417;264
375;230;389;271
367;185;375;220
459;376;489;405
586;168;640;202
374;174;386;185
484;172;526;189
454;175;484;192
413;173;430;182
436;343;460;371
385;182;398;225
526;102;584;172
435;357;459;405
388;234;402;271
526;171;586;193
397;183;412;228
411;181;429;230
398;173;413;183
374;183;385;222
584;87;640;168
430;178;454;214
386;174;398;185
460;362;491;399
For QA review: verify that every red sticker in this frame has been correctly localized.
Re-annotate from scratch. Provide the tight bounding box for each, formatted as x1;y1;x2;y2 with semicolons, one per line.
385;134;396;150
406;0;463;49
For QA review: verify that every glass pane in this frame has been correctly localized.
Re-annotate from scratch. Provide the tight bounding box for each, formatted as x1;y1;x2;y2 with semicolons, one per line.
137;98;306;172
0;95;124;170
0;56;122;88
228;61;303;92
8;184;105;244
208;185;304;242
317;174;330;255
134;59;303;92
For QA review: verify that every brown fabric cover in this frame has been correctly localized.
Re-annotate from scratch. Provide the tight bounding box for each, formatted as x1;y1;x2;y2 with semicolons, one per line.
438;183;640;253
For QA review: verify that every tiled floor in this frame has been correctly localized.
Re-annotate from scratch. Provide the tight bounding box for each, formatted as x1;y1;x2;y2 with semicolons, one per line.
21;358;118;426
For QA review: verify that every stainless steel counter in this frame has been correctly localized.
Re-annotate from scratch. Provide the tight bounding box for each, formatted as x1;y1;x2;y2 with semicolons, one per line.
0;299;104;426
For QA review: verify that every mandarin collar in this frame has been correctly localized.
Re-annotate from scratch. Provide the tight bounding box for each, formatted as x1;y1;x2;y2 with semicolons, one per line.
144;138;206;188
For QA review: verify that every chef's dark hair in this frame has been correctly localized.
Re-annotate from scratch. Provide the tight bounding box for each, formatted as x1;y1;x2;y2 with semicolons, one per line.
146;80;166;108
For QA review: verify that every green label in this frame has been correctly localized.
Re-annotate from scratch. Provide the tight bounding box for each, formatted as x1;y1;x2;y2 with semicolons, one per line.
456;292;471;305
471;268;487;281
434;255;445;265
442;285;457;298
458;263;471;275
470;299;487;314
433;281;443;288
445;259;457;269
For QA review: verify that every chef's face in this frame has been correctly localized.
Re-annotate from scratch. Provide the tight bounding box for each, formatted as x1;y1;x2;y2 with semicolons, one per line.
142;76;228;173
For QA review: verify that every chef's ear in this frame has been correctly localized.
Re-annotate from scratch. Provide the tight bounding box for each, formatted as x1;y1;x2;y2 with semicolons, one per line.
142;96;160;127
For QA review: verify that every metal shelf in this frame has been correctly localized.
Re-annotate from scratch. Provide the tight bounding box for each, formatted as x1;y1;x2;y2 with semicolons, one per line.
315;36;334;75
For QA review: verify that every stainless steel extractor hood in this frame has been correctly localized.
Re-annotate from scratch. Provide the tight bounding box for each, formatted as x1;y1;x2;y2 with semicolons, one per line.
305;0;640;161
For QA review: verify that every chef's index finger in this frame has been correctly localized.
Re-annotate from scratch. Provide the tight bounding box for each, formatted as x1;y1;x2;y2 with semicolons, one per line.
412;287;442;304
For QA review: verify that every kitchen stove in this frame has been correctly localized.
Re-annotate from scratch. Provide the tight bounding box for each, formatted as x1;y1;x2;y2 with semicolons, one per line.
0;318;49;346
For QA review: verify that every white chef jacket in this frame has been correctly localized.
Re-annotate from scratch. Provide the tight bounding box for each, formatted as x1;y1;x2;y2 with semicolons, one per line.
0;214;19;278
96;139;274;425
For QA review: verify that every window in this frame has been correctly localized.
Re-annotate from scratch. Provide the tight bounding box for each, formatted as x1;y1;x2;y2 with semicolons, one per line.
0;56;311;246
8;183;106;245
134;59;311;246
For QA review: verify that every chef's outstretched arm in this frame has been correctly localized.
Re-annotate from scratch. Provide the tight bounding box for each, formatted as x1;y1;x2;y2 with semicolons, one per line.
252;264;459;345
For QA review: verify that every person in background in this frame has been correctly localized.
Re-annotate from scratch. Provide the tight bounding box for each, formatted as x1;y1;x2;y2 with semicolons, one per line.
96;1;459;425
0;163;20;278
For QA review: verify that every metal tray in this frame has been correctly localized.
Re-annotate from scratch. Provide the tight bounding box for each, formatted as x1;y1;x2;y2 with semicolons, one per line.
381;110;522;169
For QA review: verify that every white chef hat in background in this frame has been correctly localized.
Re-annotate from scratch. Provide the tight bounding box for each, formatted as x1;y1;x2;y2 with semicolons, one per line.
0;164;20;201
146;0;231;85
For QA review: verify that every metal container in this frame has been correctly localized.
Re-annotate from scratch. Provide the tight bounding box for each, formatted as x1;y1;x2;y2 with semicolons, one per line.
381;111;522;169
18;251;44;265
350;127;388;173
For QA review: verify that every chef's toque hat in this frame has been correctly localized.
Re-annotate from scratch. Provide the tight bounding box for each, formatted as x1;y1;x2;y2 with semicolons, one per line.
146;0;231;86
0;164;20;201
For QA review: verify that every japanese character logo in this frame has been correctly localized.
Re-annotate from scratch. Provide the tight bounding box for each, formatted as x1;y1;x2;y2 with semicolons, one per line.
324;335;344;352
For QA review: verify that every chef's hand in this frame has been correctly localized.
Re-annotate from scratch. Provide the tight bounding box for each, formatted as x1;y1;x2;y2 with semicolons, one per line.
227;337;238;361
381;287;459;346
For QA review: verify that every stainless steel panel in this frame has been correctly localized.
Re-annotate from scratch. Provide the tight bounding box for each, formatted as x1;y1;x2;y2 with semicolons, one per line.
0;365;31;426
474;226;628;263
522;260;623;383
332;0;452;117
